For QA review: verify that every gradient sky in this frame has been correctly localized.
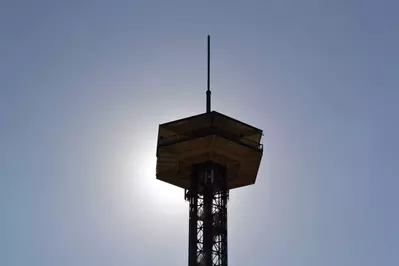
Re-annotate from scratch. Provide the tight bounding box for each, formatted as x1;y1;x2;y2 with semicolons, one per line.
1;1;398;265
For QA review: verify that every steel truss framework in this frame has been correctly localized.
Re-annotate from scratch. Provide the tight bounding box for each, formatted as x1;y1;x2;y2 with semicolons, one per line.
185;162;229;266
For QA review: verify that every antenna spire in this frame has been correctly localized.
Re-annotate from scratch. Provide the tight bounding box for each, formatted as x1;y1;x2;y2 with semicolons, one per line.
206;35;211;113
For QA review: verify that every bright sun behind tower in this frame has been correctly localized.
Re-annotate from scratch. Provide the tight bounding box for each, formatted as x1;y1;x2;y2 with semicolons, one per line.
124;140;184;213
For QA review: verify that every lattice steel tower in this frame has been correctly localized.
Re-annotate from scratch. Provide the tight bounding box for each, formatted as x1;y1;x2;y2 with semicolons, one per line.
155;36;263;266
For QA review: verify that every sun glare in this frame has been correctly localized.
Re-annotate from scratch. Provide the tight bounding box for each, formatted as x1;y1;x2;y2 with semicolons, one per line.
124;142;184;212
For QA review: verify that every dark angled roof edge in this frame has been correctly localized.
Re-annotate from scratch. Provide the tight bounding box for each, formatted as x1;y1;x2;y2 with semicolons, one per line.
159;110;263;134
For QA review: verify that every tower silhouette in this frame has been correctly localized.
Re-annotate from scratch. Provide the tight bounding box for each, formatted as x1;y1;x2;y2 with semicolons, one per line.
155;35;263;266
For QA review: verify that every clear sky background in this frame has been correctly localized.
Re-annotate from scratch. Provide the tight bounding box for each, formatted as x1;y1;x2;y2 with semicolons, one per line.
1;1;398;265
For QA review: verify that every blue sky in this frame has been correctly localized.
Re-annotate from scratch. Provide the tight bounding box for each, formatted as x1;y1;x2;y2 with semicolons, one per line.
1;1;398;265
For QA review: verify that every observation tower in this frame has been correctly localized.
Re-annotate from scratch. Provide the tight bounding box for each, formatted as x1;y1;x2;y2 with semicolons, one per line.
155;36;263;266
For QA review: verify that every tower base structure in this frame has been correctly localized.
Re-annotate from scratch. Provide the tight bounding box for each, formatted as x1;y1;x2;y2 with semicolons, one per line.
185;161;228;266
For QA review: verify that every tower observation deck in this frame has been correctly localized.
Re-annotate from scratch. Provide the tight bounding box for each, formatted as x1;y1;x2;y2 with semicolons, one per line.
155;36;263;266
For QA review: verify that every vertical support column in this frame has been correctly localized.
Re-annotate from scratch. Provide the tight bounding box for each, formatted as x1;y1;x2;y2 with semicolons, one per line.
219;171;228;266
203;168;214;266
187;168;199;266
209;167;228;266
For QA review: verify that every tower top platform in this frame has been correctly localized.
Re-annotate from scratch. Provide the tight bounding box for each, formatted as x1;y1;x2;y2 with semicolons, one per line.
156;111;263;190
